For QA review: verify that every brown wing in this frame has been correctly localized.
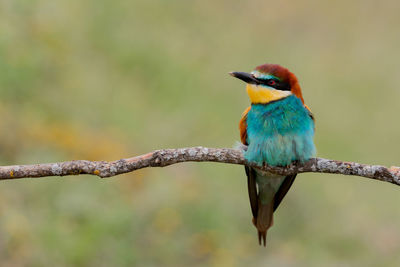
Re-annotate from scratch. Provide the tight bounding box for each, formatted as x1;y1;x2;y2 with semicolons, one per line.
239;106;251;144
273;174;296;211
240;107;258;219
245;166;258;218
304;104;315;122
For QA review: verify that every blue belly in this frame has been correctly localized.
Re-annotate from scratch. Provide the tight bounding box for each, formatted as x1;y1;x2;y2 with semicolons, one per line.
245;95;315;166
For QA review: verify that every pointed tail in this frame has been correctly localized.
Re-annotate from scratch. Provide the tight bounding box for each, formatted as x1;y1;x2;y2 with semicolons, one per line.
254;201;274;247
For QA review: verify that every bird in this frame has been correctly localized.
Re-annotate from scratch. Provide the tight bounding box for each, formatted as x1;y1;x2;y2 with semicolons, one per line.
230;64;316;246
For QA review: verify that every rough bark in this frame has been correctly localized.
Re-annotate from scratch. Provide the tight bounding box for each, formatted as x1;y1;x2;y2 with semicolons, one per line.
0;146;399;186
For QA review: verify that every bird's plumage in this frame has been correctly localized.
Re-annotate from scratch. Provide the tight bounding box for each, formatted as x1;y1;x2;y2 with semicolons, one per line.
244;95;315;166
232;63;316;246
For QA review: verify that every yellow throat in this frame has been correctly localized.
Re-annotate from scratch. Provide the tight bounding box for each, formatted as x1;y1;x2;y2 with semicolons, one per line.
246;84;292;104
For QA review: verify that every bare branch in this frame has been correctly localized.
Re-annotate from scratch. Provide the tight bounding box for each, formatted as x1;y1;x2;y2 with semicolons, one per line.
0;146;399;186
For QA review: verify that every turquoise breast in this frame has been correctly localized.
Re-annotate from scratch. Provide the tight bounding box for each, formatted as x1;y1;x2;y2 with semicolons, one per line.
245;95;315;166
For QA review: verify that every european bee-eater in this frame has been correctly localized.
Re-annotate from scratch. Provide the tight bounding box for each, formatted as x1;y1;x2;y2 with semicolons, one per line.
230;64;316;246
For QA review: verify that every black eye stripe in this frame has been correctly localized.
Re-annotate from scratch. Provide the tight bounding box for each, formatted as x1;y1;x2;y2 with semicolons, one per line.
254;78;291;91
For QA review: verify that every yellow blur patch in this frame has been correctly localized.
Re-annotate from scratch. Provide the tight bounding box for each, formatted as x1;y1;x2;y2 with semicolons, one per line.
10;170;14;177
152;208;181;234
246;84;291;104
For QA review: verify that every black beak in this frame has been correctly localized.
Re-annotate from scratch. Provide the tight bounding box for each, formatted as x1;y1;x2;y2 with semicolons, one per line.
229;72;259;84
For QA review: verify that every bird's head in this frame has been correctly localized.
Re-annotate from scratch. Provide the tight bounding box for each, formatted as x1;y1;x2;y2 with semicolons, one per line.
230;64;304;104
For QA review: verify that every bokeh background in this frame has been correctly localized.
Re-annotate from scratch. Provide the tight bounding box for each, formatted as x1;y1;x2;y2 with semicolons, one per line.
1;0;400;266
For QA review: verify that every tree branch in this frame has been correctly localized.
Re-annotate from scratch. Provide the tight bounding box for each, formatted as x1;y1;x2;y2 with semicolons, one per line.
1;146;399;186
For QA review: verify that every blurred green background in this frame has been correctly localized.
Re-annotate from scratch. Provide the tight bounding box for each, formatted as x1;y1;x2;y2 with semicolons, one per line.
1;0;400;266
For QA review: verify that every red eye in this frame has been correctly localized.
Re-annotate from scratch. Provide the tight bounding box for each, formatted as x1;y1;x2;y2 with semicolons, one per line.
268;80;276;86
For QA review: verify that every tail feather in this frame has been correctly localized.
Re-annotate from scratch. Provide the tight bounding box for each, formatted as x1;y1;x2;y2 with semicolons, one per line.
255;201;274;247
246;167;294;246
258;231;267;247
